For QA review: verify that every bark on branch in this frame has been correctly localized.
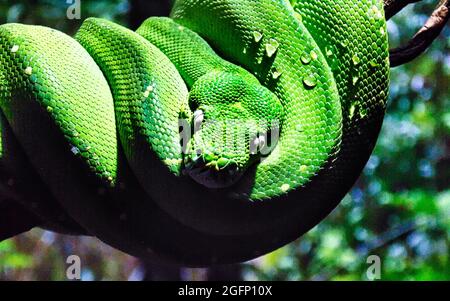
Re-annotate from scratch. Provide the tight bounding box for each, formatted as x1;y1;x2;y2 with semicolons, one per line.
386;0;450;67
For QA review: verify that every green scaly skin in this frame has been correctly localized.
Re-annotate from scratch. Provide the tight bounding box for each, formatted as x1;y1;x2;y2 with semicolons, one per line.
0;0;389;266
137;17;285;188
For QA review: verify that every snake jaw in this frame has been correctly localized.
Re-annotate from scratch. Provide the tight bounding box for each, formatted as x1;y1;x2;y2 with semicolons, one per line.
184;153;241;189
183;110;253;188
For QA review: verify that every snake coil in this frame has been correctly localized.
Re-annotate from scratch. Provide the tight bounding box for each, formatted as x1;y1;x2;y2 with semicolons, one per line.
0;0;389;266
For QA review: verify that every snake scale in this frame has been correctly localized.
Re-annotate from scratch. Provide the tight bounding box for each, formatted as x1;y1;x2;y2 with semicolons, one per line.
0;0;389;266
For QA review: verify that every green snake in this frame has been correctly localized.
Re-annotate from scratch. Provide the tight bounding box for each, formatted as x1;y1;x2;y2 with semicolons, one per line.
0;0;389;265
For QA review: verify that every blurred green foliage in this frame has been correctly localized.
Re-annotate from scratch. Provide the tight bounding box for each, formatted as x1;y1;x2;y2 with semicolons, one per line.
0;0;448;280
0;240;33;269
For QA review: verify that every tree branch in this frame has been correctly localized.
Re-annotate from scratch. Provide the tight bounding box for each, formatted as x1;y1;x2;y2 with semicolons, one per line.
388;0;450;67
384;0;422;20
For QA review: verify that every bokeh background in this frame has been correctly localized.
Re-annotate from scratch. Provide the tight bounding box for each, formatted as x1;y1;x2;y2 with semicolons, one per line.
0;0;448;281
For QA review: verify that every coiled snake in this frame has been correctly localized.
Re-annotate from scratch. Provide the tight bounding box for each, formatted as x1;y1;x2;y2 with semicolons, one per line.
0;0;389;265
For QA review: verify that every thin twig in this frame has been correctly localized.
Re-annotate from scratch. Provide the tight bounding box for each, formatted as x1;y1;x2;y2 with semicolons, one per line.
389;0;450;67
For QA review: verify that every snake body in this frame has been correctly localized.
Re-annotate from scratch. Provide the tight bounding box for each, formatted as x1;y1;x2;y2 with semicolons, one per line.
0;0;389;265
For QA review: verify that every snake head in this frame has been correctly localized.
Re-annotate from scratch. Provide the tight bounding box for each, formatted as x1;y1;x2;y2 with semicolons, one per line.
183;71;283;189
